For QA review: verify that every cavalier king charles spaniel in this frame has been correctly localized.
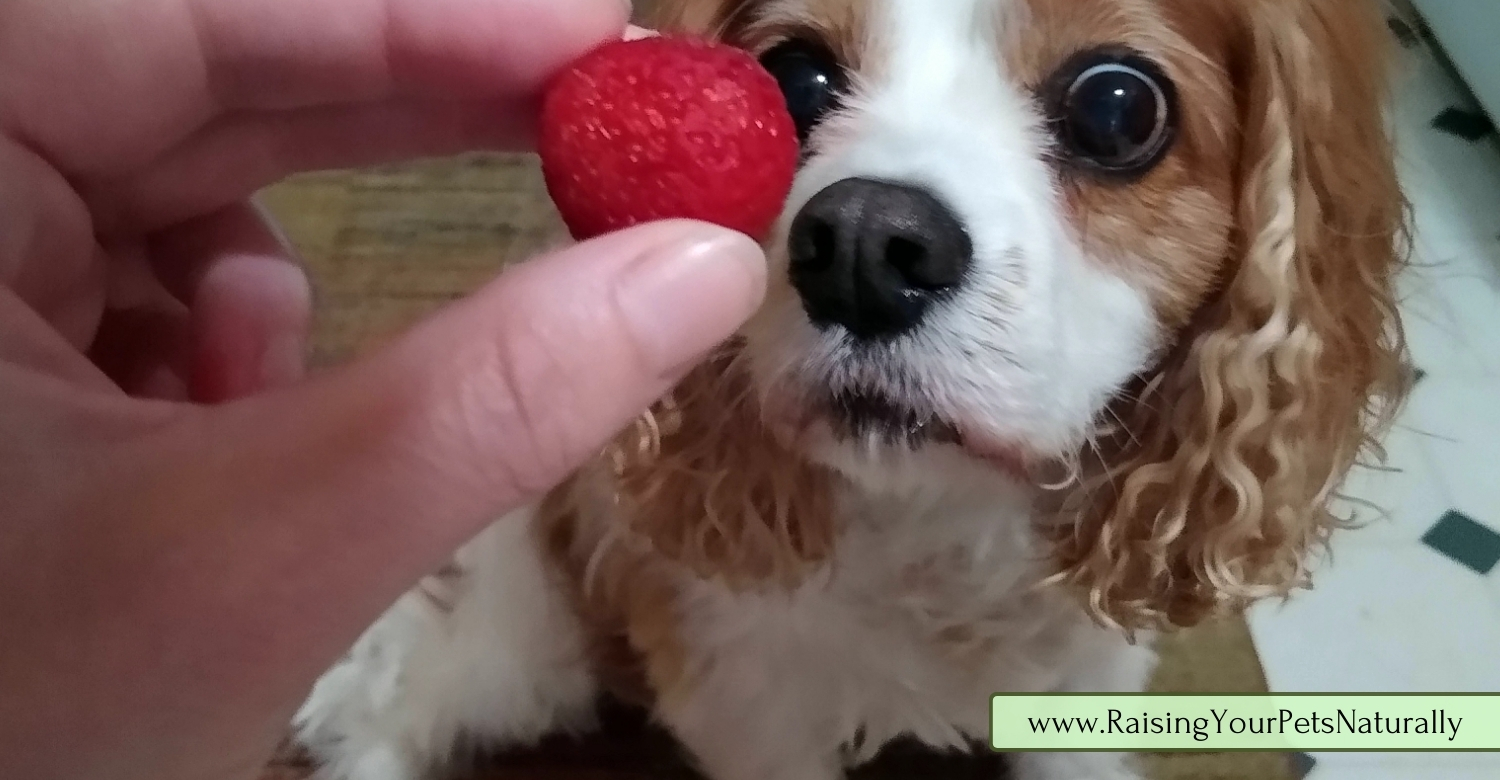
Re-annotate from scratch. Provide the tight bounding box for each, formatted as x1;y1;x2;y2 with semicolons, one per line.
295;1;1408;778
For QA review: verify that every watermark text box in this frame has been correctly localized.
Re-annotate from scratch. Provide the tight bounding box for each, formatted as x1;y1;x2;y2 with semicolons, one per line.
991;694;1500;752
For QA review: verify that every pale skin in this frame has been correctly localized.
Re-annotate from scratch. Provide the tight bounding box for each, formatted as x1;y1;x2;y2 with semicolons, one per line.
0;1;766;779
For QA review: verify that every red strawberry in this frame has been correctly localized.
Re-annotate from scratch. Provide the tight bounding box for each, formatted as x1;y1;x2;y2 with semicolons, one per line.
538;36;799;242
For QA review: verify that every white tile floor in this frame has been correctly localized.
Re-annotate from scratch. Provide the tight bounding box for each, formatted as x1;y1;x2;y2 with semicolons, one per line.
1244;24;1500;780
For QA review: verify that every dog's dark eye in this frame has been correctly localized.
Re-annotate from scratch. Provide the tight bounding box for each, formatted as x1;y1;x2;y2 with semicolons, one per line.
1050;51;1176;176
759;39;846;144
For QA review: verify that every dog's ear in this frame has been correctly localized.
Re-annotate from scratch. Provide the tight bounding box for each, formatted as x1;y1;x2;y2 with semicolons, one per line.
1048;0;1409;630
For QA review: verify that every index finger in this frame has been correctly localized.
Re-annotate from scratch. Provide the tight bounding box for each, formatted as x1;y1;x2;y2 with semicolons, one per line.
0;0;628;179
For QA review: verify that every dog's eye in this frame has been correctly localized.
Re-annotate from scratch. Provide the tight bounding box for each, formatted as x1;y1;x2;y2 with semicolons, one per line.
1051;51;1176;176
759;39;846;144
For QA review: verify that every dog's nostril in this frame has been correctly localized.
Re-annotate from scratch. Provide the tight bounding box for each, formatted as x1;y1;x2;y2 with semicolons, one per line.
888;234;968;291
808;221;838;271
790;218;838;273
885;237;933;289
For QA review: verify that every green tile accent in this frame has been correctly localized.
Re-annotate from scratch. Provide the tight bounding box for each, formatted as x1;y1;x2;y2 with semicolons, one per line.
1433;107;1497;142
1388;16;1421;48
1422;511;1500;575
1290;752;1316;780
1400;364;1428;394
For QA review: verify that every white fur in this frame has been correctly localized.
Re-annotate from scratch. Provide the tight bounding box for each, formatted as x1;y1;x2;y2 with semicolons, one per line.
294;511;597;779
654;480;1153;780
297;1;1165;778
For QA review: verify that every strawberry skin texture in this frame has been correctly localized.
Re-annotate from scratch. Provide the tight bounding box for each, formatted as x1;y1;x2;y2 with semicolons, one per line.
539;37;799;242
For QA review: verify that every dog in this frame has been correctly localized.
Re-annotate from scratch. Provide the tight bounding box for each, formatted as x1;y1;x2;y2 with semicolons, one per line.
294;1;1407;778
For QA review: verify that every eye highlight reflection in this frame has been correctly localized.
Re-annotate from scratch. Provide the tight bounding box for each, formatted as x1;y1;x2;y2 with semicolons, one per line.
759;38;848;144
1046;48;1178;177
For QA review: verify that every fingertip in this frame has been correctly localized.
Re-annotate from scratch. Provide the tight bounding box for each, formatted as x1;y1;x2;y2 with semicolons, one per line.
190;254;312;402
571;220;766;378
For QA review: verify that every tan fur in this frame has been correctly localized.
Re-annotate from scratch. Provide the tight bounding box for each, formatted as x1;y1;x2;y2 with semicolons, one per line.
651;0;874;68
647;0;762;37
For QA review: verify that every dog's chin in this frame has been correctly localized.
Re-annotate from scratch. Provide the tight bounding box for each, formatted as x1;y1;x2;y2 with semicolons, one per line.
822;389;963;449
790;389;1035;483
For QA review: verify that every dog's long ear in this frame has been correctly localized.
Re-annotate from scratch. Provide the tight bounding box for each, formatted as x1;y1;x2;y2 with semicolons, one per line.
1049;0;1409;630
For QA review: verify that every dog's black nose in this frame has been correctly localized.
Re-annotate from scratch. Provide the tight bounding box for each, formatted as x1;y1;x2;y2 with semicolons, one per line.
788;178;972;339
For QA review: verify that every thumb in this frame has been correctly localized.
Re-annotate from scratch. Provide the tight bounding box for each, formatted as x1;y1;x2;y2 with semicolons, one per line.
201;219;764;620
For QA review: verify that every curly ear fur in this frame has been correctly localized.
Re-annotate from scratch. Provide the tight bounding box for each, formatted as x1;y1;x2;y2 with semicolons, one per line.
1049;0;1409;630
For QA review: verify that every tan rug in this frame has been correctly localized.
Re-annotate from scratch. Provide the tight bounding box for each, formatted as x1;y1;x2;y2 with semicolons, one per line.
258;154;1292;780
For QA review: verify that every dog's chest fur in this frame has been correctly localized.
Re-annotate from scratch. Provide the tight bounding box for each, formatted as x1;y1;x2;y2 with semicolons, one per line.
561;480;1108;753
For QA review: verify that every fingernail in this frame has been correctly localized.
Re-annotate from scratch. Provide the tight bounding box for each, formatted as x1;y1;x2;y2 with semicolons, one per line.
615;225;766;376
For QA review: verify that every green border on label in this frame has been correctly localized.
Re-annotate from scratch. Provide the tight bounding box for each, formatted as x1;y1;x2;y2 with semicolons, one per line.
990;693;1500;752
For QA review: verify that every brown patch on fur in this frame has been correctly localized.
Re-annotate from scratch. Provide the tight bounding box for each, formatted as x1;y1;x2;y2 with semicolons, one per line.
742;0;873;71
1046;0;1409;630
612;345;841;588
647;0;765;38
1006;0;1241;329
539;343;841;705
537;486;687;706
650;0;872;71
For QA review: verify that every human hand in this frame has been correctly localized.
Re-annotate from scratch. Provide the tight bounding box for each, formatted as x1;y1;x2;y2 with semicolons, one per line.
0;1;765;779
